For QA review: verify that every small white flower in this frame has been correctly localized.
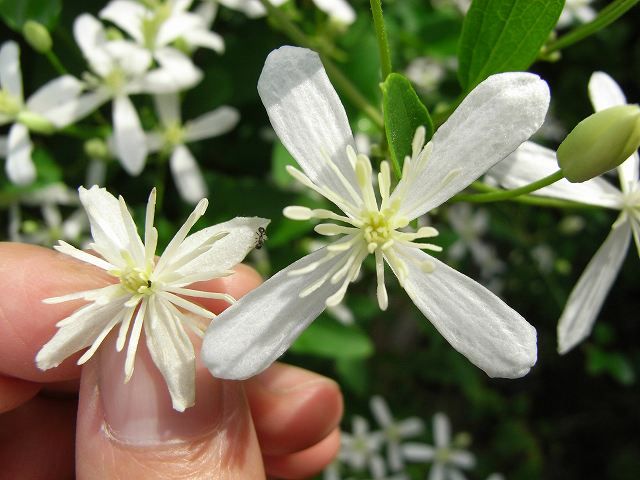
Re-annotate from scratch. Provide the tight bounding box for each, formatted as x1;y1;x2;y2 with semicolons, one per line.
36;186;268;411
0;41;84;185
370;395;424;472
557;0;596;29
341;415;386;478
402;412;476;480
487;72;639;354
146;93;239;204
212;0;355;24
202;46;548;380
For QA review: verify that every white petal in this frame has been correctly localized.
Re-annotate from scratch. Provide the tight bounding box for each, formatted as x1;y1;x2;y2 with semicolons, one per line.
202;247;349;379
79;185;135;261
173;217;271;276
113;95;147;175
156;12;203;47
6;123;35;185
183;28;225;53
145;296;195;411
73;15;113;77
370;395;393;427
44;89;111;129
433;412;450;447
398;417;424;437
397;245;537;378
487;141;623;209
402;443;435;462
169;144;208;204
393;72;550;219
218;0;267;17
104;40;153;77
26;75;85;127
257;46;361;204
617;153;639;195
141;47;202;93
557;220;631;354
145;131;164;152
36;299;127;370
450;451;476;469
0;41;23;101
0;135;7;156
313;0;356;24
588;71;627;112
99;0;146;44
153;93;181;126
183;106;239;142
429;463;445;480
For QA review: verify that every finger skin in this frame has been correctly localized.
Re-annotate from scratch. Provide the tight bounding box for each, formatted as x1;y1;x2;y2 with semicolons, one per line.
263;428;341;480
245;363;343;456
0;374;41;413
0;396;76;479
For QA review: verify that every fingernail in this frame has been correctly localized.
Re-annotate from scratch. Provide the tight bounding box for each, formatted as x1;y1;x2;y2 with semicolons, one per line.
98;333;222;446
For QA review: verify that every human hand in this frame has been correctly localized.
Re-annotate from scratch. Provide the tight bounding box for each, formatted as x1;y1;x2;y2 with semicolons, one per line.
0;243;343;479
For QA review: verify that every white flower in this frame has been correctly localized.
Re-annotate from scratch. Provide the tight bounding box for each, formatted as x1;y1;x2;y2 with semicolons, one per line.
213;0;355;24
146;93;239;204
36;186;268;411
202;46;548;380
402;412;476;480
101;0;224;55
557;0;596;29
370;395;424;472
0;41;84;185
341;415;386;478
487;72;639;354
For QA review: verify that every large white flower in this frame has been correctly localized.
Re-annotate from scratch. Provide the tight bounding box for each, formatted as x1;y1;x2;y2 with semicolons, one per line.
146;93;239;204
402;412;476;480
0;41;84;185
36;186;268;411
487;71;639;354
202;46;548;380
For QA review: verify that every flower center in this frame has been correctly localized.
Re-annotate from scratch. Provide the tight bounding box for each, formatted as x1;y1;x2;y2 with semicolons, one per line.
0;90;22;116
362;209;393;250
435;447;451;463
164;122;186;146
119;265;153;295
104;68;126;93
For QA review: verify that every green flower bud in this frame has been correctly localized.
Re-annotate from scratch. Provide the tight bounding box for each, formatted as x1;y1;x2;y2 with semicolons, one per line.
17;111;55;134
23;21;52;53
84;138;110;159
558;104;640;183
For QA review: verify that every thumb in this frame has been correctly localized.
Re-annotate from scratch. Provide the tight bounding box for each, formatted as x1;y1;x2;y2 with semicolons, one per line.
76;267;266;479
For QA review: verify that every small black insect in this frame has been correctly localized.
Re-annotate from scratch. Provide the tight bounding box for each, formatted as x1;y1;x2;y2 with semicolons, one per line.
147;280;152;288
255;226;268;249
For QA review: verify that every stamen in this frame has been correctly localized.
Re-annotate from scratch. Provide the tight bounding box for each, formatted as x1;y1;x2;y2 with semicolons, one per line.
284;206;312;220
315;223;358;236
375;250;388;310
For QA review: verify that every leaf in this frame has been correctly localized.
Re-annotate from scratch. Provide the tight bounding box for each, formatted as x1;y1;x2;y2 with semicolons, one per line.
382;73;433;174
457;0;564;90
290;315;374;360
0;0;61;30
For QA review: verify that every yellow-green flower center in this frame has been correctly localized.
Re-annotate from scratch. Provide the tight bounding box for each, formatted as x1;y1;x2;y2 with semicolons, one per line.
362;210;393;249
0;90;22;116
117;264;153;295
104;68;126;93
164;122;186;146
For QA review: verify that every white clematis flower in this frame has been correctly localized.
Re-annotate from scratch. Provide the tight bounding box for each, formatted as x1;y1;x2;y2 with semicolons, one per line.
341;415;386;478
488;71;639;354
403;412;476;480
202;46;548;380
211;0;355;25
146;93;239;204
36;186;268;411
0;41;84;185
557;0;596;29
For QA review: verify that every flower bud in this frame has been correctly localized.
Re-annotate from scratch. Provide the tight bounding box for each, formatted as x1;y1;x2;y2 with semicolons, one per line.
23;21;52;53
17;111;55;134
84;138;110;159
558;104;640;182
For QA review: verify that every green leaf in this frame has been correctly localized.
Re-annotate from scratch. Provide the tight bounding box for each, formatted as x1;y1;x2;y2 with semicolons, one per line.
382;73;433;176
270;140;296;189
457;0;564;90
290;315;374;360
0;0;61;30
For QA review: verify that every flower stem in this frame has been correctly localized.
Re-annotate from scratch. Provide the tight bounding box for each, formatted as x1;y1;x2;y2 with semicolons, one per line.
542;0;639;55
369;0;392;80
45;50;67;75
454;170;565;203
258;0;384;129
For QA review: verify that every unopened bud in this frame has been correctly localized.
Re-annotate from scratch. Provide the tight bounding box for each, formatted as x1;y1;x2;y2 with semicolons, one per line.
23;21;52;53
17;111;55;134
558;104;640;182
84;138;110;159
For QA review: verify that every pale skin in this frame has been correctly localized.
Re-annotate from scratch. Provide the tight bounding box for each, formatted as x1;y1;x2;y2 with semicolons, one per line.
0;243;343;479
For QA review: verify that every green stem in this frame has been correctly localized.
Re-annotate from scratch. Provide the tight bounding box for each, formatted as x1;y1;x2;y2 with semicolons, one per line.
543;0;639;55
454;170;564;203
258;0;384;129
369;0;392;80
45;50;67;75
